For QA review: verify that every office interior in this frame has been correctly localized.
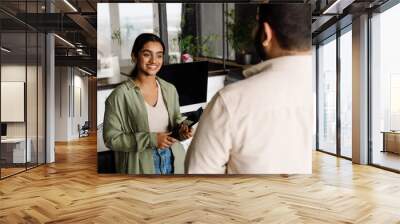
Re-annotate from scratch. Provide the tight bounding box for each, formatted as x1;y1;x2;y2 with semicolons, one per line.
96;3;260;172
0;0;97;179
313;0;400;172
0;0;400;222
96;2;400;173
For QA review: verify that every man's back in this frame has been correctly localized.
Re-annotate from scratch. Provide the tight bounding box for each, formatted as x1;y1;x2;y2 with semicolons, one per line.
186;55;313;174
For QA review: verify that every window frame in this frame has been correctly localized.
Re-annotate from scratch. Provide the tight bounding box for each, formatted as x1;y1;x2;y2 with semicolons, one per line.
368;0;400;173
315;23;353;161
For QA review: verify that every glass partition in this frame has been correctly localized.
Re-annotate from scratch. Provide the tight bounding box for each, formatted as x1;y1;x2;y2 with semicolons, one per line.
1;31;28;178
317;36;337;155
0;1;46;179
27;31;38;169
38;32;45;165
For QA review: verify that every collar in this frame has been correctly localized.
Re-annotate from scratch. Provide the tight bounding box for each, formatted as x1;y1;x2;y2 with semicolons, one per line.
242;55;310;78
126;76;161;91
242;59;273;78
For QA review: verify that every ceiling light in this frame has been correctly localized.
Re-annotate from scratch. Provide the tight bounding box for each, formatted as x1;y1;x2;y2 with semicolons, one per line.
63;0;78;12
323;0;355;15
1;47;11;53
78;67;92;76
54;34;75;48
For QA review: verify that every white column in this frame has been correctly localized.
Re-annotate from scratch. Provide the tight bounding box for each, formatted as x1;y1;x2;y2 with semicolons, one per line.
46;33;55;163
352;14;369;164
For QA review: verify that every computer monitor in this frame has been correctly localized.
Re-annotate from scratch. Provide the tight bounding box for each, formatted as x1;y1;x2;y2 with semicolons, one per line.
157;61;208;106
1;123;7;137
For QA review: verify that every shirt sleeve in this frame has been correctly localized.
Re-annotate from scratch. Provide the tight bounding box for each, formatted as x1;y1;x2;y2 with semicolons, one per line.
103;100;158;152
185;93;232;174
173;87;186;125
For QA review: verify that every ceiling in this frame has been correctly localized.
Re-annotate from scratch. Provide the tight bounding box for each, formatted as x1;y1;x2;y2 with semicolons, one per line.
0;0;97;73
0;0;393;74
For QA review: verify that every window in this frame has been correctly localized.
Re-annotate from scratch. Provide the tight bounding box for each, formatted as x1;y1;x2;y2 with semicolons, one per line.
97;3;159;80
371;2;400;171
317;36;337;155
118;4;159;63
166;3;182;63
339;28;352;158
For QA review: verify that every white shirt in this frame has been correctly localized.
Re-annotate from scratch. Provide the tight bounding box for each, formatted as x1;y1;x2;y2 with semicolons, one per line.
185;55;313;174
145;81;169;133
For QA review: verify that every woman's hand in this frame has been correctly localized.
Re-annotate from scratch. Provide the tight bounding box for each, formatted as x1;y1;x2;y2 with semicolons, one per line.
156;132;177;149
179;123;193;140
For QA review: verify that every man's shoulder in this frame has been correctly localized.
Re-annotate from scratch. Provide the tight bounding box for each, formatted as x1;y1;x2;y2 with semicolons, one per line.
219;73;264;97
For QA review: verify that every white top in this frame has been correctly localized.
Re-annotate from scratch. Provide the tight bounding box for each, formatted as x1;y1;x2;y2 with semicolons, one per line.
145;81;169;133
186;55;313;174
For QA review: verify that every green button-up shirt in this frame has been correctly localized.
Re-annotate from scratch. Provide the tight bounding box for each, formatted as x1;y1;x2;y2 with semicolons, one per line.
103;77;186;174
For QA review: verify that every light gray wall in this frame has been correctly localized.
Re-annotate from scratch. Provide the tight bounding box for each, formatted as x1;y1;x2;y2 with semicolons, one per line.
55;66;69;141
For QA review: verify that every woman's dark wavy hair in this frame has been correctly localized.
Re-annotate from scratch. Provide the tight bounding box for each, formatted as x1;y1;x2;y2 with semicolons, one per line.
130;33;165;77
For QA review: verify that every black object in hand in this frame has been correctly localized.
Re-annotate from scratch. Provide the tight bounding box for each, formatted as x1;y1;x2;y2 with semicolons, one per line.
171;107;203;139
185;107;203;127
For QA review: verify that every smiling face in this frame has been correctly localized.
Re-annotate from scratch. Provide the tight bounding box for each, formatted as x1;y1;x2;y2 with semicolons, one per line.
135;41;164;77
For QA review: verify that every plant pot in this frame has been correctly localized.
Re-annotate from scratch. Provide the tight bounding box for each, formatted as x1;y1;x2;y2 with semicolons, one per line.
236;53;252;65
243;54;252;65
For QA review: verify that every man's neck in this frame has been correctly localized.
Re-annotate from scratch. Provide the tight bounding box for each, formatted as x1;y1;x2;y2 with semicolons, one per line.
268;48;311;60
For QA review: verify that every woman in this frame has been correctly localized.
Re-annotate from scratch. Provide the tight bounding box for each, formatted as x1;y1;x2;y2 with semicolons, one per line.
103;33;193;174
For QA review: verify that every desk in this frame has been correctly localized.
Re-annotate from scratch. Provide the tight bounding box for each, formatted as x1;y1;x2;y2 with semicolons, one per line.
382;131;400;154
1;138;31;163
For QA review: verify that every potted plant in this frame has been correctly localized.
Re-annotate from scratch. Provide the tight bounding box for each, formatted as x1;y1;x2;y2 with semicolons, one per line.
173;34;219;63
111;29;122;45
226;9;257;65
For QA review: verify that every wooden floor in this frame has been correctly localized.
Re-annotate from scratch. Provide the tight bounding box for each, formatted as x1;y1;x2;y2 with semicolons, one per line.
1;163;44;178
1;135;400;223
1;167;26;178
373;150;400;171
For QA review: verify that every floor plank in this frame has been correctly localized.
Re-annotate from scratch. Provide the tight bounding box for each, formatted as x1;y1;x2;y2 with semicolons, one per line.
1;135;400;223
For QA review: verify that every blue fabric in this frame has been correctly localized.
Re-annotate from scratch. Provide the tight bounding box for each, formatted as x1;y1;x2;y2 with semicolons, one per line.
152;148;174;174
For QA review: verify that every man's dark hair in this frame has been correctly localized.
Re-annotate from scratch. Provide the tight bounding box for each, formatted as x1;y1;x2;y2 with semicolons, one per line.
258;4;311;51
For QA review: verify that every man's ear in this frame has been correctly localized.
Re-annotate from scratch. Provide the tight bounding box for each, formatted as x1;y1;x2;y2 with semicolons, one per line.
262;21;273;48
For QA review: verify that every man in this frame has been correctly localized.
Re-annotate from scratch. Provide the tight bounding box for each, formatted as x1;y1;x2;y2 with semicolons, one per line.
185;4;313;174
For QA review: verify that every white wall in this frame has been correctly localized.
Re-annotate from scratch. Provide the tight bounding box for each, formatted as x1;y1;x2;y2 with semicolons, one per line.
1;64;46;164
55;66;69;141
72;73;89;138
97;88;113;127
55;67;89;141
1;65;36;138
312;45;317;150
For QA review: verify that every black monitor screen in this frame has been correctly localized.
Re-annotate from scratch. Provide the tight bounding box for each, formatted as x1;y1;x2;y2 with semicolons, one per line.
1;123;6;136
157;61;208;106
